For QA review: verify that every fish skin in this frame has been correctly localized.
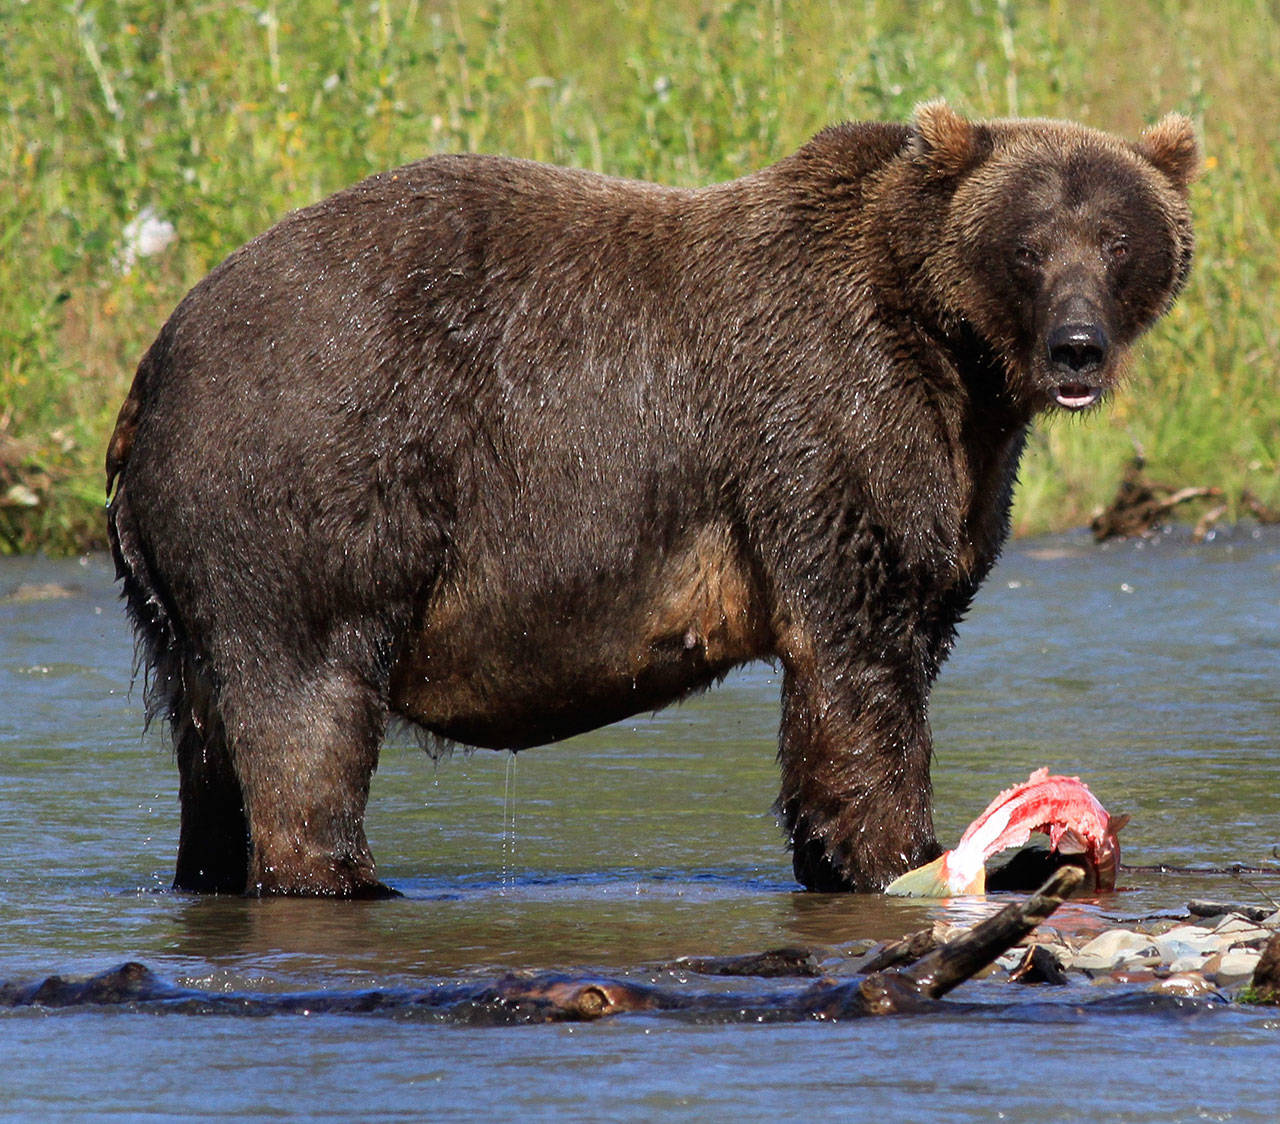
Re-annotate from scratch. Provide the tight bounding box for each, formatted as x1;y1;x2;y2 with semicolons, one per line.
884;768;1125;898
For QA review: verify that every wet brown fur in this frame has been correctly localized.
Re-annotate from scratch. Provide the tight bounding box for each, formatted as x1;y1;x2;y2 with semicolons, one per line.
106;103;1196;895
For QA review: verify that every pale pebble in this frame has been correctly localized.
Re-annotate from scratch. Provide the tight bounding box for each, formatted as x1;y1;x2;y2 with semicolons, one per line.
1168;951;1212;974
1212;915;1268;937
1205;948;1262;985
1155;934;1220;963
1070;929;1159;972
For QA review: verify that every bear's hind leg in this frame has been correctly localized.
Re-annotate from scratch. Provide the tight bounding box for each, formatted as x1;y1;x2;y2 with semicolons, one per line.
223;664;395;898
172;669;250;894
158;655;250;891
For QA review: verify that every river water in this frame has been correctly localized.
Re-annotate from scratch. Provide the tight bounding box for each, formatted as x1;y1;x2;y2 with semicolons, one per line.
2;529;1278;1121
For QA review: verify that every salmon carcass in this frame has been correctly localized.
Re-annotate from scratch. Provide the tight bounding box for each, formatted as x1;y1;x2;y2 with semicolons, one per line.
885;768;1127;897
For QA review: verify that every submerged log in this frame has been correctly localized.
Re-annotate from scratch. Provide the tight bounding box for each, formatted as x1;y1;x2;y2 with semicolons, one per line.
0;869;1085;1023
790;866;1084;1019
673;946;821;978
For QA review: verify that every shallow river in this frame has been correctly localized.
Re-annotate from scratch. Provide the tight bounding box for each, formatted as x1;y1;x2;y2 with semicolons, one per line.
2;529;1278;1121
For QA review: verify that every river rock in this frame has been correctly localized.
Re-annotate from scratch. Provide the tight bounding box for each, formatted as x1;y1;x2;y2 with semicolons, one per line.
1070;929;1160;972
995;948;1024;972
1167;951;1212;974
1204;948;1262;986
1151;972;1217;998
1210;916;1271;942
1154;924;1221;967
1109;968;1159;984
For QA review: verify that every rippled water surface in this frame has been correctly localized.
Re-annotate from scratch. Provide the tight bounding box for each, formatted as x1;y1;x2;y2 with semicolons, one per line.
2;530;1278;1121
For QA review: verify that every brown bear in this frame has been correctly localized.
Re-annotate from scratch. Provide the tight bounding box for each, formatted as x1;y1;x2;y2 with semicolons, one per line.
106;102;1197;896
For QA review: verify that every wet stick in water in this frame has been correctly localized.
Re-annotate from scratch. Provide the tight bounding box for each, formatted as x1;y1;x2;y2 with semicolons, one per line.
852;927;940;974
793;867;1087;1020
893;865;1085;1001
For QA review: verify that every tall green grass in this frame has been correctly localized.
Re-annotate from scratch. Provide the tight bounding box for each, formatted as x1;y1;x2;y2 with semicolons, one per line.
2;0;1277;551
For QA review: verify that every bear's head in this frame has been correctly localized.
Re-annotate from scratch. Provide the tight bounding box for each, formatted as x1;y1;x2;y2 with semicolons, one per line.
906;102;1198;414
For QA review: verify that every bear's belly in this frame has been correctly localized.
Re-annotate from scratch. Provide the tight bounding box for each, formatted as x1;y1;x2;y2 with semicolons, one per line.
390;640;741;749
388;525;771;750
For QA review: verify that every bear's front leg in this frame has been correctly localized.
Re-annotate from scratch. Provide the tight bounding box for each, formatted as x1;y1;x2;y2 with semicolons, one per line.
775;639;943;892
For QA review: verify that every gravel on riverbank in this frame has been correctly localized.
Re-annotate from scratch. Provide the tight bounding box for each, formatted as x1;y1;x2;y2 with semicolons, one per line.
845;898;1280;1003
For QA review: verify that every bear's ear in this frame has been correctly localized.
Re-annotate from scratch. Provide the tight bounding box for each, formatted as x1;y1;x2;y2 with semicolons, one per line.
909;100;980;176
1136;113;1200;191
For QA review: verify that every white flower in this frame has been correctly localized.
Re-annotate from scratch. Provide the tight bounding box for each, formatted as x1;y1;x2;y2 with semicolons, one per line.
117;206;176;273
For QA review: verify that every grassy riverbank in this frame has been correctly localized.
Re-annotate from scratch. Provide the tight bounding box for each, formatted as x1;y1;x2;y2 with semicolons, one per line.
3;0;1277;552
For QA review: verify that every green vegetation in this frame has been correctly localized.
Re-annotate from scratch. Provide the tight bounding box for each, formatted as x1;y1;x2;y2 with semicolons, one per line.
1236;982;1278;1006
2;0;1277;551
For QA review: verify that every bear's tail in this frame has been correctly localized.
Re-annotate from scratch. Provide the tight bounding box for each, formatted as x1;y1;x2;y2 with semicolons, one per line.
105;318;172;500
105;323;197;736
107;482;180;734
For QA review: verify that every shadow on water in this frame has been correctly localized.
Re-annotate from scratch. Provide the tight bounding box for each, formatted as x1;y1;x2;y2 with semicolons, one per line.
2;530;1279;1121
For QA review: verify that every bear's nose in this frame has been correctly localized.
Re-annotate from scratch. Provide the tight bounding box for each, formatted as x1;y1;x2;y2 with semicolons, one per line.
1047;322;1108;373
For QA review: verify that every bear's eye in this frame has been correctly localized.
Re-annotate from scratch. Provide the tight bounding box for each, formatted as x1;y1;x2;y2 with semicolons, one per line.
1014;243;1041;269
1105;236;1129;262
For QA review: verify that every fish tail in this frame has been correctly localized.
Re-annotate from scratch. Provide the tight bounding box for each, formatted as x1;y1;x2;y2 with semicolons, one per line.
884;854;986;898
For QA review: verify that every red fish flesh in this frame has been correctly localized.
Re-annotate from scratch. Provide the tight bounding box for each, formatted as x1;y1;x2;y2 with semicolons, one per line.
885;768;1127;897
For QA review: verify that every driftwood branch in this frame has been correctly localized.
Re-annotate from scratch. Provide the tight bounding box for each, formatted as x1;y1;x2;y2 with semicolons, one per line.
853;926;939;974
891;865;1083;1000
1091;457;1224;541
1242;490;1280;525
800;866;1085;1019
1090;456;1280;541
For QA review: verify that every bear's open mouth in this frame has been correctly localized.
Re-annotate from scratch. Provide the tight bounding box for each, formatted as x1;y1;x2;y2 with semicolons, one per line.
1053;383;1102;410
